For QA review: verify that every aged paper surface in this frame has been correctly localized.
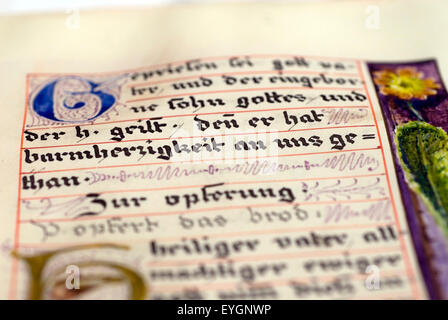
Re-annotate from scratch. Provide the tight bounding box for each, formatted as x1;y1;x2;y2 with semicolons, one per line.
0;0;447;299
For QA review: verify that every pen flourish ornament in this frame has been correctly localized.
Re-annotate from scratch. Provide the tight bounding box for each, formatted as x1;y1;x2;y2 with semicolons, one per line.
31;76;120;123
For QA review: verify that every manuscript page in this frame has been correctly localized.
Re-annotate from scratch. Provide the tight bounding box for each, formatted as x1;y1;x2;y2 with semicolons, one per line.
0;0;447;299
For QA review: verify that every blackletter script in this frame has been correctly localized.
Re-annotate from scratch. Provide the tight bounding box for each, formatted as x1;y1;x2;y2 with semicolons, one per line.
2;0;447;299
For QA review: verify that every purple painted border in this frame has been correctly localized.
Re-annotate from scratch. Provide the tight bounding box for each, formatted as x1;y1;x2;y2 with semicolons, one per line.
367;59;448;300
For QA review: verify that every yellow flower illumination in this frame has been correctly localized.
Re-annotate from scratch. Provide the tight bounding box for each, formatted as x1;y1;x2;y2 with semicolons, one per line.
374;67;440;100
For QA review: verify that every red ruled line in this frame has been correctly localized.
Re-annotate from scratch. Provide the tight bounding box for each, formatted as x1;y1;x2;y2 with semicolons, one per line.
19;197;389;224
20;146;381;175
28;53;358;78
18;220;393;249
25;105;369;131
22;124;376;150
130;69;360;87
126;86;364;103
151;221;392;244
146;246;401;267
150;269;407;294
21;172;385;201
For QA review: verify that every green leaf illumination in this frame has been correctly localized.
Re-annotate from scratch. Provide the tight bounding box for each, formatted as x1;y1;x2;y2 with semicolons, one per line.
396;121;448;239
